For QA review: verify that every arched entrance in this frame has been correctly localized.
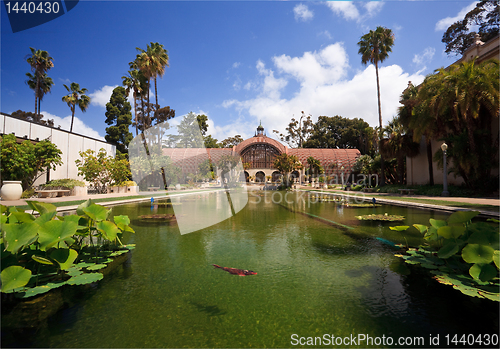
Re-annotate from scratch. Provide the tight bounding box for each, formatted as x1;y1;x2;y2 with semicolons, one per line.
272;171;282;183
255;171;266;183
291;170;300;183
244;171;249;182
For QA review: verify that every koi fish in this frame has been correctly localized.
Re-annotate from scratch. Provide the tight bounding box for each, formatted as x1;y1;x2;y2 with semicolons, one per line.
212;264;257;276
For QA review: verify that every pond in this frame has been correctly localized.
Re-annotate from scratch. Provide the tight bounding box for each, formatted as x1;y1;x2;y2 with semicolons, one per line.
3;190;498;348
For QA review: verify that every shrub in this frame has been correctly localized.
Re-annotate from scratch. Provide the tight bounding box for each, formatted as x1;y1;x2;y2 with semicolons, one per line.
41;178;85;189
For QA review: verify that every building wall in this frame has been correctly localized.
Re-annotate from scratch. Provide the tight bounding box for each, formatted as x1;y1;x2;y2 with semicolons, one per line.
0;113;115;186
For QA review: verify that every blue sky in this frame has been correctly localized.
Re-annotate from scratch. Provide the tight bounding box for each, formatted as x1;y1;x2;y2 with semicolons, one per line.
1;1;478;142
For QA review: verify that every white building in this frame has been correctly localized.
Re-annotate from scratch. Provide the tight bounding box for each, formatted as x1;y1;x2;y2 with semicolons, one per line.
0;112;115;187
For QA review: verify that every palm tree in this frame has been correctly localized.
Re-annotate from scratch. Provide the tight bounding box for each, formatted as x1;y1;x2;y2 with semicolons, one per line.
358;26;395;186
380;116;419;184
26;72;54;123
123;68;146;135
26;47;54;119
135;42;169;121
62;82;91;133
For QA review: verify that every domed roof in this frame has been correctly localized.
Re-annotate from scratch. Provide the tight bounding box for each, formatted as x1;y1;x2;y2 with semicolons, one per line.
234;135;286;155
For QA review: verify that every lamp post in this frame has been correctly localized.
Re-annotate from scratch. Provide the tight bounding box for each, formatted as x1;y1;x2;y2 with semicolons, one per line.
441;142;450;197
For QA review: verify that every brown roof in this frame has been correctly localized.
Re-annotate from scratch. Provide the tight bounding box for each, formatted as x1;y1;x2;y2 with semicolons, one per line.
234;135;286;155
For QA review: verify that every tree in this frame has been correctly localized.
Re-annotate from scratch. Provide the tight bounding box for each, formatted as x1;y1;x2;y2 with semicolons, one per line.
442;0;499;56
196;114;209;136
415;59;499;188
11;110;54;127
122;68;147;135
25;47;54;119
220;135;243;148
134;42;169;120
26;72;53;121
62;82;91;133
399;81;437;185
273;153;303;187
105;86;133;155
380;116;420;184
203;135;220;148
303;115;373;152
306;156;324;178
273;111;314;148
0;134;62;190
171;112;205;148
358;26;395;186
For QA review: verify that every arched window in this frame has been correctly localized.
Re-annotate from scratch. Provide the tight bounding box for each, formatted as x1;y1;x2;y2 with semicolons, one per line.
240;144;281;169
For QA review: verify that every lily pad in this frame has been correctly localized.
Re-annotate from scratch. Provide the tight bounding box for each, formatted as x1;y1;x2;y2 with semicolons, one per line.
38;220;78;251
447;211;479;225
50;248;78;270
3;222;39;253
86;264;107;271
67;272;103;285
96;221;120;242
469;263;497;282
462;244;495;264
26;201;57;215
356;214;405;222
1;266;32;293
83;203;109;222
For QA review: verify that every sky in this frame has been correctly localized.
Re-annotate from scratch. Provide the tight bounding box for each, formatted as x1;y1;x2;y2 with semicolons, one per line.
1;0;479;143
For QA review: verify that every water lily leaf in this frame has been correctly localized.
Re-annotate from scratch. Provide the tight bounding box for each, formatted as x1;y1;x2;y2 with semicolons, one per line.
122;244;136;250
390;226;409;231
437;225;465;239
66;266;84;276
32;255;54;265
22;285;52;298
437;242;460;259
114;215;135;233
0;204;8;214
413;224;428;234
447;211;479;225
1;266;32;293
424;227;440;242
430;219;447;229
1;214;7;227
26;201;57;215
467;226;499;250
76;199;93;216
86;264;107;271
38;220;78;251
469;263;498;282
96;221;120;241
9;211;36;224
83;204;109;222
67;272;103;285
110;250;128;257
462;244;495;264
487;218;499;223
478;290;499;302
50;248;78;270
3;222;38;253
34;211;57;226
493;250;500;269
454;285;482;298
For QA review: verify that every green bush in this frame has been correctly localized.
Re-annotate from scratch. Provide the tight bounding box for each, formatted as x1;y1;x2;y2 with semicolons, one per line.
41;178;85;189
116;180;137;187
21;188;36;199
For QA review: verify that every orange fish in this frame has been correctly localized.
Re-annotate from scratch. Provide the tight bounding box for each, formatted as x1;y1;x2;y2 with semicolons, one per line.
212;264;257;276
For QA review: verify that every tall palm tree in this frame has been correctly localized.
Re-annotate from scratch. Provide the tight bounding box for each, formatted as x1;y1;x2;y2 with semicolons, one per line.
358;26;395;186
123;68;146;135
62;82;91;133
26;47;54;119
135;42;169;120
26;72;54;123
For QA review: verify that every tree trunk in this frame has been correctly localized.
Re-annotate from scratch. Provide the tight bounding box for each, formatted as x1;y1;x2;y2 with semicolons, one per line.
133;90;138;135
70;107;75;133
375;61;385;186
426;139;434;186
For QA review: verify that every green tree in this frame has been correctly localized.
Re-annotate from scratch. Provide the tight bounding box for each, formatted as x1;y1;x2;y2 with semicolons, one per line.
303;115;373;153
306;156;324;178
105;86;133;155
0;134;62;190
442;0;499;56
11;110;54;127
273;153;303;187
358;26;395;186
62;82;91;133
203;135;220;148
122;68;147;135
380;116;420;184
273;111;314;148
25;72;53;122
172;112;205;148
220;135;243;148
415;59;499;188
134;42;169;120
25;47;54;119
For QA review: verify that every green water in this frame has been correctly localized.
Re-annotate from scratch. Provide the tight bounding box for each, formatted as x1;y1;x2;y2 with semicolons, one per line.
7;191;499;347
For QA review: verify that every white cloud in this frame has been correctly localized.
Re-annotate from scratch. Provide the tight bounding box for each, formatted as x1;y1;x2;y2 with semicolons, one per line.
232;62;241;69
364;1;384;18
222;43;425;136
89;85;118;108
412;47;436;70
294;3;314;22
325;1;360;21
317;30;332;40
40;111;105;140
435;1;478;31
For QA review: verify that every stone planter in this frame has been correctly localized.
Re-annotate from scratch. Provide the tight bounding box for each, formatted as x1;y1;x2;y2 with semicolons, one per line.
71;186;87;196
1;181;23;201
127;186;139;194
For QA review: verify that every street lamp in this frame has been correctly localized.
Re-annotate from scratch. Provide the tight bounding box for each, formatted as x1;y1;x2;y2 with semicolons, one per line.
441;142;450;197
